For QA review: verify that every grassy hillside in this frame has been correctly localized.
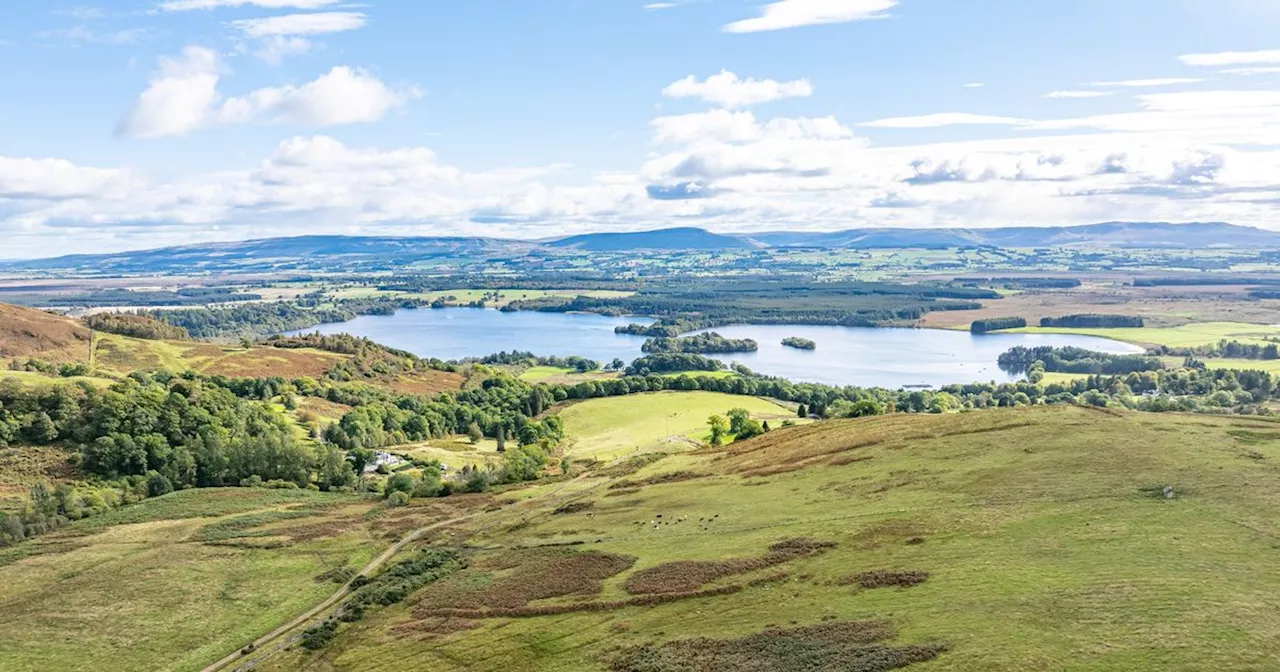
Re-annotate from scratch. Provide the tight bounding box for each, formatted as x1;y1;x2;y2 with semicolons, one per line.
558;391;799;461
236;405;1280;671
0;303;93;364
0;487;491;672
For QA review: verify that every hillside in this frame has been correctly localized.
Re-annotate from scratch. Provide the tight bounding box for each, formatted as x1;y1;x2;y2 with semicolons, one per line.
147;404;1280;671
547;227;756;251
749;221;1280;249
5;222;1274;273
0;304;92;365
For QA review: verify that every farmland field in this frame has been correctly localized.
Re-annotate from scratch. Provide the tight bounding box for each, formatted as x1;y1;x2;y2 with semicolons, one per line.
1016;322;1280;348
557;391;801;461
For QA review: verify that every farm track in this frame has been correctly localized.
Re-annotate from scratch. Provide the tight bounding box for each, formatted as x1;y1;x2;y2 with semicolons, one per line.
203;474;596;672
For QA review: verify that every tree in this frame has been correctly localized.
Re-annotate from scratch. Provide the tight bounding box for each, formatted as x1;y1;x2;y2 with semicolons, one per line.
797;403;808;418
495;425;506;453
316;445;355;491
467;422;484;445
727;408;752;435
348;448;374;479
607;358;626;371
734;418;765;441
384;472;415;497
707;414;730;446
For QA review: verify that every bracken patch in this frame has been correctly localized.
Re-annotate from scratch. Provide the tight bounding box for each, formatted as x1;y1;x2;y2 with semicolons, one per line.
625;538;836;595
850;570;930;589
411;547;636;612
608;620;948;672
609;471;708;490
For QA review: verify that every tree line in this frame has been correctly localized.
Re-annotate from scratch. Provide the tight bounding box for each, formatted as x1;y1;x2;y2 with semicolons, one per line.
1150;339;1280;360
998;346;1164;375
1039;314;1144;328
971;317;1027;333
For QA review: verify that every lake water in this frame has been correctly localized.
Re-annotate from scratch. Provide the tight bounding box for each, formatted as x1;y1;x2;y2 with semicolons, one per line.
288;307;1145;389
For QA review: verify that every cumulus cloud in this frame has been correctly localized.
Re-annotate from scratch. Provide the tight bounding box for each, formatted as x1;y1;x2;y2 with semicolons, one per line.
662;70;813;108
116;47;418;138
859;113;1029;129
1045;90;1113;99
158;0;340;10
116;46;223;139
724;0;897;33
1180;49;1280;67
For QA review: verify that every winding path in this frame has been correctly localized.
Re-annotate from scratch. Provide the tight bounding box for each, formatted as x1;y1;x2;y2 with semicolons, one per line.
202;475;593;672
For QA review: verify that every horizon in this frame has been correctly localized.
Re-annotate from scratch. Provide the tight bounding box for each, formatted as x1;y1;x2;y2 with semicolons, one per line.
4;1;1280;257
0;219;1264;262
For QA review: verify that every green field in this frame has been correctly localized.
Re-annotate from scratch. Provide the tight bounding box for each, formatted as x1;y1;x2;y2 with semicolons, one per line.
557;391;800;461
518;365;575;381
245;406;1280;671
1018;322;1280;347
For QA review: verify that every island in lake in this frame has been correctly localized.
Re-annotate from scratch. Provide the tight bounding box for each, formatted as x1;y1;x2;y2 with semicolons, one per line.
782;336;817;350
642;331;758;354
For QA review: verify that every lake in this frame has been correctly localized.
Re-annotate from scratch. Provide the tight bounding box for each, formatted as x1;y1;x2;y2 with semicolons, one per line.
288;307;1145;389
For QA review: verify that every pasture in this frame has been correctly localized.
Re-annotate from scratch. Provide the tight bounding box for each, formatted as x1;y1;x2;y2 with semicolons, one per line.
556;391;798;461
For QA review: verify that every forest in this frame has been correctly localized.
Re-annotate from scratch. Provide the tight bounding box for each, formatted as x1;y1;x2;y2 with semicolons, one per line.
146;295;428;339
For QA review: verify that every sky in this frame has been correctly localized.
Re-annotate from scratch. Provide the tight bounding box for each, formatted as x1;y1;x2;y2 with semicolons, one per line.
3;0;1280;258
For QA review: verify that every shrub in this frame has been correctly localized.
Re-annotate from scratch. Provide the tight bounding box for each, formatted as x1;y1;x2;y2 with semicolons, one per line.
145;471;174;497
387;491;410;507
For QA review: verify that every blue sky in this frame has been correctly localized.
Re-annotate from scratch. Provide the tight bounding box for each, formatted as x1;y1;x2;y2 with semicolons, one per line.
3;0;1280;257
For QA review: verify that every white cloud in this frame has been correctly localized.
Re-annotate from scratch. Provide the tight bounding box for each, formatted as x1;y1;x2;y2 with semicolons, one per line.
116;47;418;138
724;0;897;33
253;36;313;63
158;0;340;10
643;2;678;9
662;70;813;108
859;112;1028;129
1089;78;1204;87
1045;90;1113;99
228;11;367;38
37;25;148;45
17;73;1280;258
0;157;141;200
228;11;368;62
963;82;985;88
1221;66;1280;76
219;66;420;126
1180;49;1280;67
116;46;222;139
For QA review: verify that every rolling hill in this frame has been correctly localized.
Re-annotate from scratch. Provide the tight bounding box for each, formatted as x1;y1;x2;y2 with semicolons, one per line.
0;304;93;365
4;222;1277;273
546;227;756;251
11;404;1279;671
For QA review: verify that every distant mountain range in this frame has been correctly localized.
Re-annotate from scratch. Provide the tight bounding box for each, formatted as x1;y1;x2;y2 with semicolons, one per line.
3;222;1277;273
